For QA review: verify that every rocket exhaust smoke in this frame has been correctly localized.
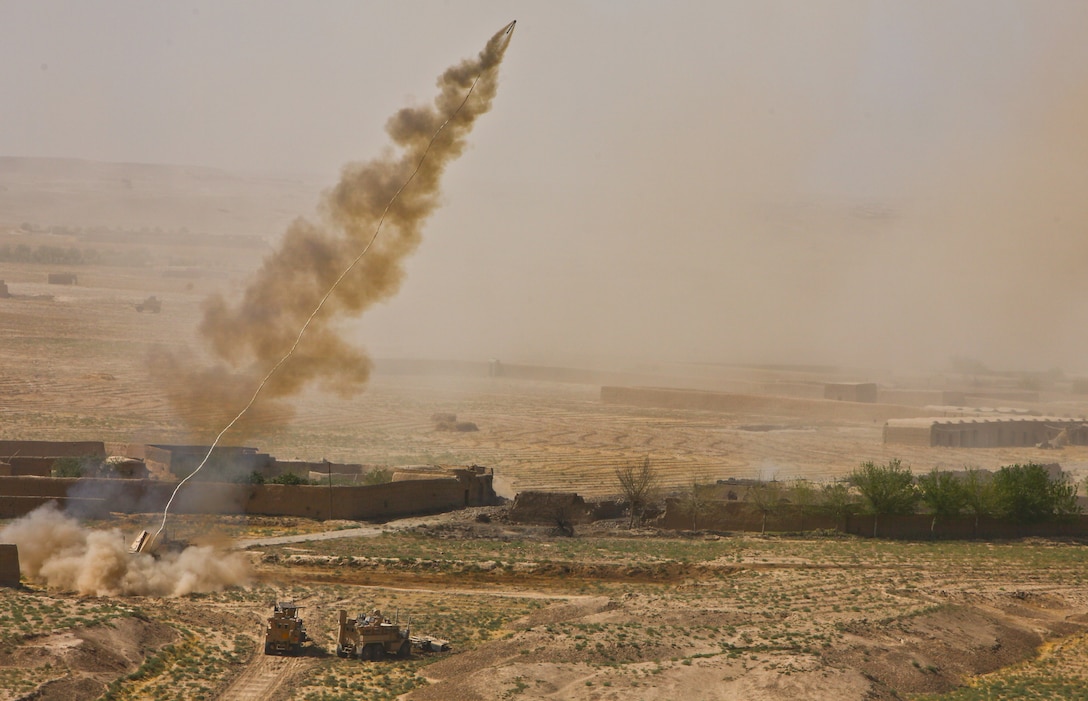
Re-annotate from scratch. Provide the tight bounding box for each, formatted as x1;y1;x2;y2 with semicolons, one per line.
147;23;514;539
151;22;514;435
0;504;250;596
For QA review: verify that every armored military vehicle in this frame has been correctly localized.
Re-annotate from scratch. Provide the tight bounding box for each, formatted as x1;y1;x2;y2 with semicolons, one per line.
265;602;309;655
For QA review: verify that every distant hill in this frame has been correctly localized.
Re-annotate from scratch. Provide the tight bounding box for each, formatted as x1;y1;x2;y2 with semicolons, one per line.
0;156;324;238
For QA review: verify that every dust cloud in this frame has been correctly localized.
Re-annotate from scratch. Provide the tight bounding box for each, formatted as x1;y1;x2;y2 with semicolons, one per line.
0;503;250;597
362;6;1088;377
149;23;514;434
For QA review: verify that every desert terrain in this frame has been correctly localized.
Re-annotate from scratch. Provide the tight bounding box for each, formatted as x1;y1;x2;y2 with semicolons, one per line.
2;160;1088;700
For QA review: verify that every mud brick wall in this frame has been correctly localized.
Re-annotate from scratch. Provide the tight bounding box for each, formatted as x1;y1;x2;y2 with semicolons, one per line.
601;386;927;422
7;458;54;476
0;544;19;587
508;491;591;524
660;499;1088;539
0;472;496;521
0;441;105;459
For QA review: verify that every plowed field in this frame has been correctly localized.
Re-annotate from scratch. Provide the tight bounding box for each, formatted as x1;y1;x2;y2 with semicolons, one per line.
3;258;1087;496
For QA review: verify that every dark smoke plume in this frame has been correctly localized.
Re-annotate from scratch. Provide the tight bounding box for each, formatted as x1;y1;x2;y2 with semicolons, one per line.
151;24;513;435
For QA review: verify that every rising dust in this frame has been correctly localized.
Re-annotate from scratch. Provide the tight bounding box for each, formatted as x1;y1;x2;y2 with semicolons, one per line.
0;503;250;597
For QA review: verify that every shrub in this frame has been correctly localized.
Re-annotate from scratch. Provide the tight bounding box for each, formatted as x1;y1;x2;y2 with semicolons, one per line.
363;468;392;485
270;473;312;486
50;455;100;478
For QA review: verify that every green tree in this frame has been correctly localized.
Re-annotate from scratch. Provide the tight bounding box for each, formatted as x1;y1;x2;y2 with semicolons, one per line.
992;463;1080;525
849;458;919;538
788;479;819;535
961;467;994;537
1052;477;1081;520
819;482;858;532
916;469;968;537
615;456;658;528
746;480;782;535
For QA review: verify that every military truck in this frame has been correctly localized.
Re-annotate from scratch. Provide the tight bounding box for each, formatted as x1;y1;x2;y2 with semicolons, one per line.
336;608;411;660
265;602;309;655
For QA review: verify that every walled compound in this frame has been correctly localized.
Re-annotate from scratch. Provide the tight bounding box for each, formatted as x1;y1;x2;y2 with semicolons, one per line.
0;440;497;520
883;417;1088;448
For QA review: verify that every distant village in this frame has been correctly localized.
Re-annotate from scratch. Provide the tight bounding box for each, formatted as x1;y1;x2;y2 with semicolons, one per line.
0;439;496;522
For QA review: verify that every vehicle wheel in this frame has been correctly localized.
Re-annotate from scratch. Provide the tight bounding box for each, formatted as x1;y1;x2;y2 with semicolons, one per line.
368;643;384;661
264;643;272;655
398;640;411;658
336;644;347;658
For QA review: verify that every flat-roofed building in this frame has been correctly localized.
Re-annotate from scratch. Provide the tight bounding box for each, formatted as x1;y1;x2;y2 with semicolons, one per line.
884;417;1088;448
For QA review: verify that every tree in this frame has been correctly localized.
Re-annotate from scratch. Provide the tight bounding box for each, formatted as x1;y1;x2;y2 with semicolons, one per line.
1052;477;1081;520
746;480;782;535
615;456;658;528
819;481;858;532
849;459;919;538
992;463;1080;526
550;501;577;537
961;467;994;537
675;476;712;531
788;479;819;535
916;469;967;537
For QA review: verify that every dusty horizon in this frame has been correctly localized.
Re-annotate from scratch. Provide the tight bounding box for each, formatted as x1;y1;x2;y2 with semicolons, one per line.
2;3;1087;377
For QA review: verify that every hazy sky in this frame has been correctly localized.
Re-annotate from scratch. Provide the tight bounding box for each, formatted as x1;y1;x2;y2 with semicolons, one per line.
3;2;1088;374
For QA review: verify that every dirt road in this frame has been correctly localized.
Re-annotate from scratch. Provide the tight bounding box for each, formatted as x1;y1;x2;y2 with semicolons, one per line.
216;655;311;701
231;513;452;549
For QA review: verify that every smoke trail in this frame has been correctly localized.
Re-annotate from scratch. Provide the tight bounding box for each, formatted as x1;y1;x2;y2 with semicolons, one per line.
145;23;514;543
0;504;250;597
150;22;515;435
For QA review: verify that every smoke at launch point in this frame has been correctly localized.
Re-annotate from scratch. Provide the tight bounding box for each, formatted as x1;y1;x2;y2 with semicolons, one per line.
0;504;250;597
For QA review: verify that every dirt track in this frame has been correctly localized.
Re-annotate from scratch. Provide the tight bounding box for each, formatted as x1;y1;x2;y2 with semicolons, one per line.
218;654;311;701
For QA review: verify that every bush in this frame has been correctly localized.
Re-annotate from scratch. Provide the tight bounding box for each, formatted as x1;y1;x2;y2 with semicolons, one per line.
363;468;392;485
270;473;312;486
51;455;101;478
